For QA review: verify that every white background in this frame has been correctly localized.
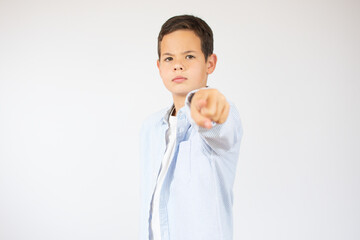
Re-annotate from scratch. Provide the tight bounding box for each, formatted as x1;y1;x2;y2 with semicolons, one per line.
0;0;359;239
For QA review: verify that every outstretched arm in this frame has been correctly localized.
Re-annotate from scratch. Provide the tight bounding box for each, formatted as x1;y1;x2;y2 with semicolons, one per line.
186;88;242;153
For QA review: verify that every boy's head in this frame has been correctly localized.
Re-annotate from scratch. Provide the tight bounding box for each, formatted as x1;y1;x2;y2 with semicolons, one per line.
157;15;217;100
158;15;214;61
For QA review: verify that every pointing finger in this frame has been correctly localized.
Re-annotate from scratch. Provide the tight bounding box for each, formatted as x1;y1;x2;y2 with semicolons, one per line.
191;100;213;129
200;94;216;119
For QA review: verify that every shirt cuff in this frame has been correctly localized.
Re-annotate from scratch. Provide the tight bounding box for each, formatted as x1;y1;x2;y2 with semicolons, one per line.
185;87;211;107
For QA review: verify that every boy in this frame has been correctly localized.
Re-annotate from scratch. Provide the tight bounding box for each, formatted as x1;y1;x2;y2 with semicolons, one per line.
140;15;243;240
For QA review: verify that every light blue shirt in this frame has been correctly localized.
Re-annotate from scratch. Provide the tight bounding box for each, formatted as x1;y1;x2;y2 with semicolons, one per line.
140;90;243;240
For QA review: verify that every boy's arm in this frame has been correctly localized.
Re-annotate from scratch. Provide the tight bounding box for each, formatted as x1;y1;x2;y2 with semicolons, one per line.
185;88;243;153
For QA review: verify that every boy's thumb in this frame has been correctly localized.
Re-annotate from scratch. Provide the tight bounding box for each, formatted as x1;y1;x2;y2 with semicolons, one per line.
195;98;207;111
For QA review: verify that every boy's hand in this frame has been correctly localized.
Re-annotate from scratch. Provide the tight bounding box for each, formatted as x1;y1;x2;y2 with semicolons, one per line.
190;89;230;129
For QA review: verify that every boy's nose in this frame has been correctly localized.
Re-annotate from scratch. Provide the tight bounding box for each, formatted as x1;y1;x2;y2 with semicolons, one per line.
173;62;184;71
174;66;183;71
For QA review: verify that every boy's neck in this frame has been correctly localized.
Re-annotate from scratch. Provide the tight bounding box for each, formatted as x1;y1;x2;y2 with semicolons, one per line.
172;95;186;116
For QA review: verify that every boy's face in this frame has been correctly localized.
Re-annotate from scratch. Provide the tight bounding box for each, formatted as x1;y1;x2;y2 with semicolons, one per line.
157;30;217;99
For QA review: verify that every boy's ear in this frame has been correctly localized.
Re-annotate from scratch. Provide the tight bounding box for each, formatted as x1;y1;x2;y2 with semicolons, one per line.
206;54;217;74
157;59;160;69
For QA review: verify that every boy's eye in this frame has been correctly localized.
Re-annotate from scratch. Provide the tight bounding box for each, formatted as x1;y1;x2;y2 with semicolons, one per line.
164;57;173;62
185;55;195;59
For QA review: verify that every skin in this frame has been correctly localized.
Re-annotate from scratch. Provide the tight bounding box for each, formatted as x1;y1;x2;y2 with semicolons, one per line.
157;30;230;129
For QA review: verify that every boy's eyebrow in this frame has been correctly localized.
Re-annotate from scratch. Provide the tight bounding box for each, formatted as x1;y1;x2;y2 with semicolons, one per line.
182;50;196;54
162;50;197;57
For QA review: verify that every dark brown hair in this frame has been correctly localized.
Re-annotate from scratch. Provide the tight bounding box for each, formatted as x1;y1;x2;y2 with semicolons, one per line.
157;15;214;61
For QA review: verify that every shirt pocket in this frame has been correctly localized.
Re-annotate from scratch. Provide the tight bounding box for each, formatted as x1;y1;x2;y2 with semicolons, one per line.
173;140;191;185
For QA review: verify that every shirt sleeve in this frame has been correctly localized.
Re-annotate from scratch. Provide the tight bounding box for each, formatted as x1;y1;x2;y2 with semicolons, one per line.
184;88;243;154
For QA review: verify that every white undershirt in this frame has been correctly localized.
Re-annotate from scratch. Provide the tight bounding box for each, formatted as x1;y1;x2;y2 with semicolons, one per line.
150;115;177;240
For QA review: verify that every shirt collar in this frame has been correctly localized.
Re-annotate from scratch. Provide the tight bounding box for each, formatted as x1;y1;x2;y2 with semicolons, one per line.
162;104;175;125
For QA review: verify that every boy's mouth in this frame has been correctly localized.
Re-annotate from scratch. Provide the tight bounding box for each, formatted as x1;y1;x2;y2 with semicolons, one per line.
172;76;187;83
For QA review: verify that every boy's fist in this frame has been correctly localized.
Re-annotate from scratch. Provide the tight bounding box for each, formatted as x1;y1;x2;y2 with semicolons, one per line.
190;89;230;129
